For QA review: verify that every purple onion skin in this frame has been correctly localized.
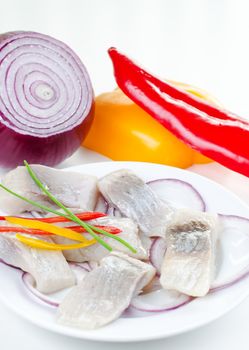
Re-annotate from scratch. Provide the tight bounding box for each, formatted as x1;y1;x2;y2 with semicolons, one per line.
0;31;94;168
0;104;94;168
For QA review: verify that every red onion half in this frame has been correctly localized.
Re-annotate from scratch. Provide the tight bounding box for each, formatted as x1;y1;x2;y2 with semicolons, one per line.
0;31;94;168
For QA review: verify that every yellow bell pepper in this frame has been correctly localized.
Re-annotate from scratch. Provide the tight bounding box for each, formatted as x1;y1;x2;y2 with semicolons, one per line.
83;83;221;168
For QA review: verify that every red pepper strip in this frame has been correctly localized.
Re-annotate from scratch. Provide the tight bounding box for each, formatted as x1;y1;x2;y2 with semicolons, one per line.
0;212;106;223
69;225;121;234
0;225;121;235
108;47;249;177
0;227;50;235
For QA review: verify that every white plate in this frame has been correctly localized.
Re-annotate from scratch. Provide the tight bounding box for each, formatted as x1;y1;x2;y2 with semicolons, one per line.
1;161;249;342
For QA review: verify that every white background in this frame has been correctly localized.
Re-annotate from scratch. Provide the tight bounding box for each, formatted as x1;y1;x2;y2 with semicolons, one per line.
0;0;249;349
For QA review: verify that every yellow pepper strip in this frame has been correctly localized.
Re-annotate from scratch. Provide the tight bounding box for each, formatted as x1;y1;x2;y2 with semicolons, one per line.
5;217;91;244
15;234;96;250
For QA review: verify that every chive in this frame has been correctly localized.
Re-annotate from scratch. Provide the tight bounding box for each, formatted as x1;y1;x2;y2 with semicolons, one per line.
23;161;112;251
0;181;112;252
24;161;137;253
0;181;111;251
87;224;137;253
0;183;73;218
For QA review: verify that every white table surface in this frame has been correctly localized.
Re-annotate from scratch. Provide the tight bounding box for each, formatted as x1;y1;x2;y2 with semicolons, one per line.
1;0;249;348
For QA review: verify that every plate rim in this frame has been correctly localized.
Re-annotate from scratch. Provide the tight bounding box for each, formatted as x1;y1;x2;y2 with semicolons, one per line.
1;160;249;342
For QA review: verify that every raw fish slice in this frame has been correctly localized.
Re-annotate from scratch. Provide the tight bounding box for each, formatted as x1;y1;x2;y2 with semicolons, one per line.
53;216;148;262
160;209;218;297
0;234;75;293
57;252;155;329
0;165;98;214
98;169;173;237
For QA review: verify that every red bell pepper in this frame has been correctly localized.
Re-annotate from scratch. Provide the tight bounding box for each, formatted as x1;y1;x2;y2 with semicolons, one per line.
108;47;249;177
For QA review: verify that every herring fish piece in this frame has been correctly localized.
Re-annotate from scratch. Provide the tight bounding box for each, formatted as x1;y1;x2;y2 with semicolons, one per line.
160;209;218;297
53;216;148;262
0;234;75;293
0;165;98;214
98;169;173;237
57;252;155;329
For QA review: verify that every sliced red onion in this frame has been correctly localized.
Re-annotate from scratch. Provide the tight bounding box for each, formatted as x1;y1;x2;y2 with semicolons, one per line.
94;195;108;213
99;193;123;217
22;263;89;307
147;178;206;211
30;211;43;218
211;214;249;291
88;261;99;270
106;205;114;216
210;268;249;293
106;205;122;217
149;237;167;274
0;31;94;168
140;234;153;254
72;261;91;272
22;272;60;307
69;262;90;282
0;258;22;270
113;208;122;217
130;289;192;312
142;276;162;294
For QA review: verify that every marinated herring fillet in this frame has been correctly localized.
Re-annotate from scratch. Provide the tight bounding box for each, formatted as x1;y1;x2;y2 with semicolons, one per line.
53;216;148;262
57;252;155;329
0;165;98;215
160;209;219;297
0;234;75;293
98;169;172;237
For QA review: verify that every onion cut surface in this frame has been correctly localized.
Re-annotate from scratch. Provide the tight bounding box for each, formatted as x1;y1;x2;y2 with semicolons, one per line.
3;179;249;318
149;237;167;274
106;205;122;217
0;31;94;168
130;289;193;313
147;178;206;211
211;214;249;290
94;195;108;213
21;263;89;308
3;212;249;316
22;273;60;307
